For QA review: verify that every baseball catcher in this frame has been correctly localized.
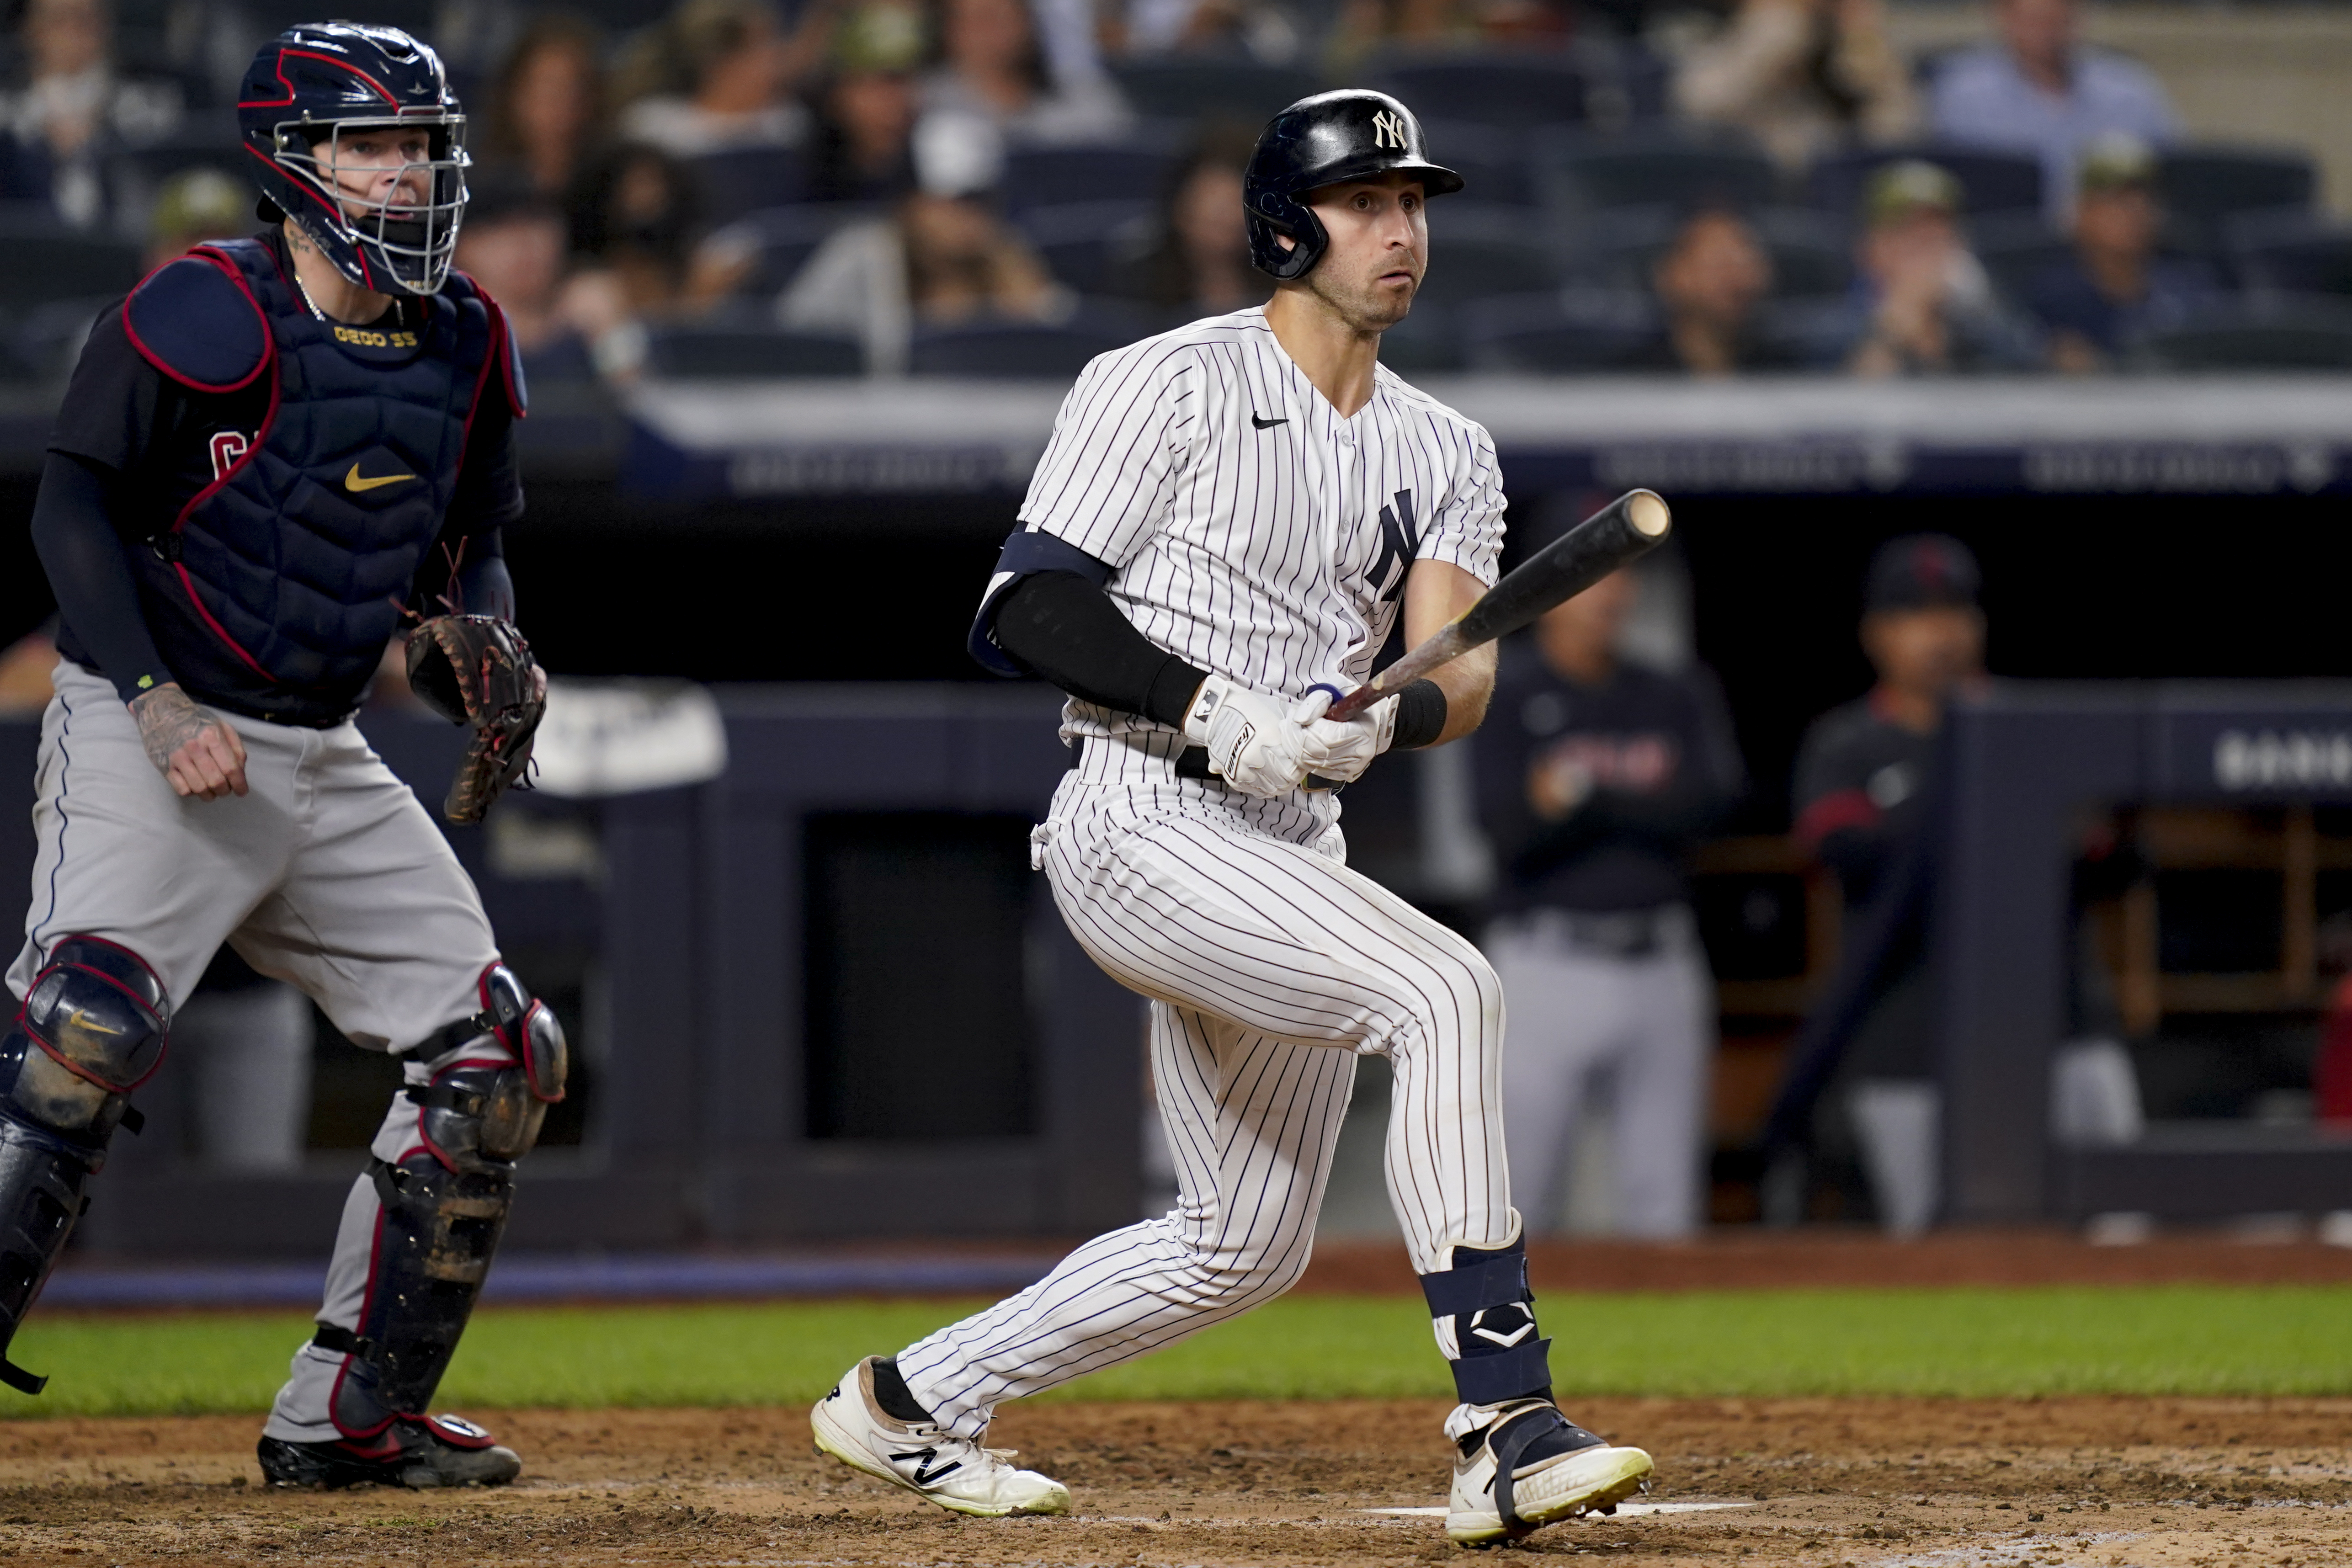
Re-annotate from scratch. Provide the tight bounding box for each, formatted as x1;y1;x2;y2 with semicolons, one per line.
7;23;564;1488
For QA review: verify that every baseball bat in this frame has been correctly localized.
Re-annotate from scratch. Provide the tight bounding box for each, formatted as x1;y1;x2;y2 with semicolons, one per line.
1322;488;1672;723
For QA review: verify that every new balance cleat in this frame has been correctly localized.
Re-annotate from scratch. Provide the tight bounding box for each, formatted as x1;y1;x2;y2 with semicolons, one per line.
1446;1400;1653;1546
811;1355;1070;1517
257;1414;521;1489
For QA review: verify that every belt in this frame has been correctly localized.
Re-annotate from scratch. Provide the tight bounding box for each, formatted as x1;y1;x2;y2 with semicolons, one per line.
1067;737;1345;792
1068;736;1216;779
1510;905;1690;959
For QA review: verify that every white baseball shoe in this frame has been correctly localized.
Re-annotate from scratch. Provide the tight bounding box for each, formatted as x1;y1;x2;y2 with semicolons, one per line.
1446;1400;1653;1547
810;1356;1071;1518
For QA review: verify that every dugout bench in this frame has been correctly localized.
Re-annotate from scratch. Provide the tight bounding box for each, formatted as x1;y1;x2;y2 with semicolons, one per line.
1940;683;2352;1223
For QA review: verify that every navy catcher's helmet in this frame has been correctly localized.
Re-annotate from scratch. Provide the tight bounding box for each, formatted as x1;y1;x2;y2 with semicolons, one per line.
1244;90;1463;282
238;23;468;296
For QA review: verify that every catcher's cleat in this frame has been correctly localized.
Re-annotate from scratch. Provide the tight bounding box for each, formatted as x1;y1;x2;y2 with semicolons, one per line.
257;1415;521;1489
1445;1400;1653;1547
811;1355;1070;1518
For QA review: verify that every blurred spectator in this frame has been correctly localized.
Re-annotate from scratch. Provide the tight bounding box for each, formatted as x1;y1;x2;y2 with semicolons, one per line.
565;143;741;379
1672;0;1914;173
2025;132;2214;372
919;0;1129;155
0;0;180;229
1106;122;1256;321
1325;0;1472;75
456;181;599;381
142;164;244;269
1787;534;1985;1233
1624;206;1794;375
617;0;818;159
1834;160;2037;376
779;119;1072;372
807;2;926;203
479;13;608;202
1116;0;1299;61
1474;552;1744;1238
1926;0;2177;222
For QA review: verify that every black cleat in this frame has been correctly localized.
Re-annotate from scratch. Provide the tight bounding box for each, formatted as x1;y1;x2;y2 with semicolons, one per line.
257;1414;521;1489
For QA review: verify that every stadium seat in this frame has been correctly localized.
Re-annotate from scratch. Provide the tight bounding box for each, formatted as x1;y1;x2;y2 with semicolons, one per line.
1113;59;1321;125
1967;212;2073;302
1809;145;2042;222
1462;290;1660;372
1373;54;1587;133
1000;145;1176;215
645;325;865;378
0;219;141;306
715;203;876;296
1542;131;1778;216
908;310;1152;378
2228;211;2352;300
1015;200;1154;294
685;146;810;229
2159;144;2316;254
1416;204;1563;307
2134;295;2352;370
1377;305;1468;374
1422;120;1537;207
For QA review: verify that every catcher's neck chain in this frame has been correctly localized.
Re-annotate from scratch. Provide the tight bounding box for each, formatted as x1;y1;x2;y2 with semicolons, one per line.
289;251;410;332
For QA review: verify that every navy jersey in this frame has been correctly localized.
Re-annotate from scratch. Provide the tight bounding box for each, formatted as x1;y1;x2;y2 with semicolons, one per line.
1474;638;1745;916
45;229;521;723
1791;692;1937;910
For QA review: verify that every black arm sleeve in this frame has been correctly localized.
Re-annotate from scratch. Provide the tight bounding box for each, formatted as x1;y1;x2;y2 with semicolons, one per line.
991;570;1208;728
28;451;172;703
413;399;523;622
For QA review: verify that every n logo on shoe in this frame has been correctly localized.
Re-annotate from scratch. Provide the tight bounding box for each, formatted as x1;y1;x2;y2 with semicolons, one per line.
891;1446;965;1486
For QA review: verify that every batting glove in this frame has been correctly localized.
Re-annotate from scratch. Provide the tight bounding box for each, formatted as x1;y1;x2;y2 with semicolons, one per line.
1290;686;1399;786
1183;674;1312;797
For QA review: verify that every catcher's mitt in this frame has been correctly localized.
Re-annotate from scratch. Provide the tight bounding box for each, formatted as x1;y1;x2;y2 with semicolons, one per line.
405;614;544;825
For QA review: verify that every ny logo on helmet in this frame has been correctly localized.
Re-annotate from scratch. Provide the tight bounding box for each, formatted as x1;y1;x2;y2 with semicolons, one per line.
1372;109;1405;149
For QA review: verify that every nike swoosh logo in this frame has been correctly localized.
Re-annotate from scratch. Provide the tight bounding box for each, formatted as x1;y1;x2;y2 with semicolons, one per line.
345;462;415;492
1251;414;1288;429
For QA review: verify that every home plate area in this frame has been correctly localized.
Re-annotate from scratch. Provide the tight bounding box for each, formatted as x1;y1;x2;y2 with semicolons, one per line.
0;1397;2345;1565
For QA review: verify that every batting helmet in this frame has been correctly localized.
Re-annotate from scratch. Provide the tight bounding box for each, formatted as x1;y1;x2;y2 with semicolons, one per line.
238;23;469;296
1244;90;1463;282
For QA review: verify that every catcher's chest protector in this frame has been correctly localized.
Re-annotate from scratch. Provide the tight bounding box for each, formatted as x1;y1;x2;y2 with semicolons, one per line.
124;239;513;717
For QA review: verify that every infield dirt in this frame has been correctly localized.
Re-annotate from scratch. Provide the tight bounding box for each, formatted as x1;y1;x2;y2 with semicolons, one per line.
0;1396;2344;1565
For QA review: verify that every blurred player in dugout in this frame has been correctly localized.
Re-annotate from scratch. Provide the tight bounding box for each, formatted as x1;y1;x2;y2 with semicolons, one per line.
1474;521;1745;1239
1788;535;1985;1228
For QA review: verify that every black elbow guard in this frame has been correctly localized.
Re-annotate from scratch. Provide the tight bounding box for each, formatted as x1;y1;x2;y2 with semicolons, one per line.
968;527;1115;677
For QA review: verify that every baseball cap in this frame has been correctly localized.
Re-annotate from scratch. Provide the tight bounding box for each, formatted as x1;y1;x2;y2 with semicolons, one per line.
1864;534;1980;612
1863;159;1963;227
2077;131;2157;195
833;1;926;74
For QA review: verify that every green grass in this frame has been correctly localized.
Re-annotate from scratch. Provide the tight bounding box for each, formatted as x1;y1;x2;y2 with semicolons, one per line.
5;1285;2349;1419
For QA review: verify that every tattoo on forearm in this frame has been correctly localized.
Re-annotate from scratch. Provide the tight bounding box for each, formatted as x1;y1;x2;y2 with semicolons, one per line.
130;685;218;776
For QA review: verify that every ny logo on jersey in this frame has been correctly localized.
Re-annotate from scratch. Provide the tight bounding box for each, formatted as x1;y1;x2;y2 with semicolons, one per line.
1368;489;1420;605
1371;109;1406;150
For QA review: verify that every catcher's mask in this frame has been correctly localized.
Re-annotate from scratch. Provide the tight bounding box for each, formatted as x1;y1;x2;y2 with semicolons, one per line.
239;22;469;296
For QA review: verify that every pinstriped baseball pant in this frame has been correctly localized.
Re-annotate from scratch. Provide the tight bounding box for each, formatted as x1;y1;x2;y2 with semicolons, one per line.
896;758;1517;1440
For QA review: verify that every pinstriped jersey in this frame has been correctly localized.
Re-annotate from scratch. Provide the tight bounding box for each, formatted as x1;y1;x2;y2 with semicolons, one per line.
1018;305;1506;746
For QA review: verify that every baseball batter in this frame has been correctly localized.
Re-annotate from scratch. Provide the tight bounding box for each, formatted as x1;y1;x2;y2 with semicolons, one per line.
812;90;1655;1547
1;24;564;1488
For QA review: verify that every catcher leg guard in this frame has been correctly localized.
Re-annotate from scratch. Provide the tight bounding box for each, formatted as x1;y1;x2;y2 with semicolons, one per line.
1424;1238;1653;1545
262;965;564;1487
0;937;168;1395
